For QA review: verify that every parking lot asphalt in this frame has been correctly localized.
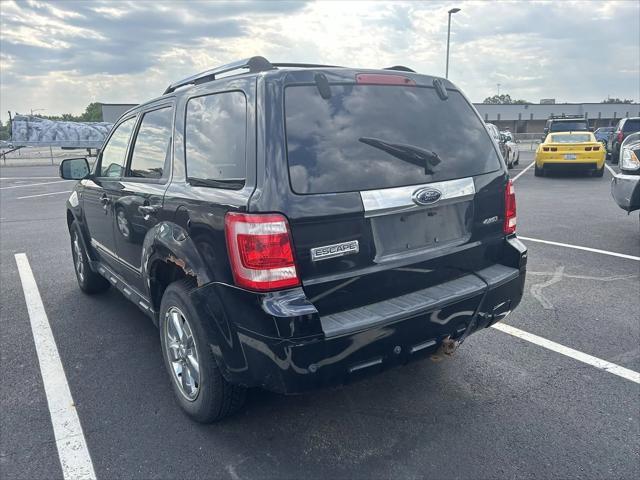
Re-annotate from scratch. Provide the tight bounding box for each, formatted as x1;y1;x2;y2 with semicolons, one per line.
1;152;639;480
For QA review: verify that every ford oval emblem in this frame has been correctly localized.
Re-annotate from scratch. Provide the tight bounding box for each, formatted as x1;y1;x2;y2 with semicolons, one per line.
412;187;442;206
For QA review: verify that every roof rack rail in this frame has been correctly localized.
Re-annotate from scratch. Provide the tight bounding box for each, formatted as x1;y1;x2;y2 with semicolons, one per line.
163;56;275;95
548;114;585;119
384;65;416;72
271;63;343;69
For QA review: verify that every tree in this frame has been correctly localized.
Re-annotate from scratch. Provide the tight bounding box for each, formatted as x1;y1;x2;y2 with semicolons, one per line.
32;102;103;122
602;98;634;104
483;94;531;105
0;120;10;140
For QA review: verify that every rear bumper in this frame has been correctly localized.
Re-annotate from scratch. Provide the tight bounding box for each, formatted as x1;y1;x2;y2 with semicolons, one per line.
539;161;603;171
536;153;605;169
611;173;640;212
190;237;527;394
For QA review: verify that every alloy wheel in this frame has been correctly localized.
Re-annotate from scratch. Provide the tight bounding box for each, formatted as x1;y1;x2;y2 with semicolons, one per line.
164;306;201;401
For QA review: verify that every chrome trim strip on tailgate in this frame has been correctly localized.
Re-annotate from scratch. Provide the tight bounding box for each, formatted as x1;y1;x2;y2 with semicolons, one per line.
360;177;475;218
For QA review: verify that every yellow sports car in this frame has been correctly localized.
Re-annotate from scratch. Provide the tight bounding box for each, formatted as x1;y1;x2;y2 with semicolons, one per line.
534;131;606;177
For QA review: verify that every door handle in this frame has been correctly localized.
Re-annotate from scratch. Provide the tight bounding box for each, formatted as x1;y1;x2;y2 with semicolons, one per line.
138;205;160;218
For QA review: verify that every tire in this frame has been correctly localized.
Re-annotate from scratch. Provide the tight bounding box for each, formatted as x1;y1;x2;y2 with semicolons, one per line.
593;166;604;177
159;279;246;423
534;164;544;177
70;223;110;294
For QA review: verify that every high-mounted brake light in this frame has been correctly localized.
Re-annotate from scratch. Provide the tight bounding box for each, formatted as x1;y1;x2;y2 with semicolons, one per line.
225;212;300;292
503;180;516;235
356;73;416;86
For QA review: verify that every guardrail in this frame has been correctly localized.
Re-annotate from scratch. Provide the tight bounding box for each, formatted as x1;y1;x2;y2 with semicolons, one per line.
0;146;95;167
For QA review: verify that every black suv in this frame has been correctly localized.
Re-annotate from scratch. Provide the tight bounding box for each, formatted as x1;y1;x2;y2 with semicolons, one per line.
607;117;640;163
60;57;527;423
542;115;589;141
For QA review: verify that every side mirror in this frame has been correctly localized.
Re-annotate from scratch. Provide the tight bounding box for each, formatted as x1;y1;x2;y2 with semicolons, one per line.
60;157;90;180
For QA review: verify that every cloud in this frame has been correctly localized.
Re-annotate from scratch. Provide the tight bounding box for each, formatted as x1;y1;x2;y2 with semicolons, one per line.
0;0;638;122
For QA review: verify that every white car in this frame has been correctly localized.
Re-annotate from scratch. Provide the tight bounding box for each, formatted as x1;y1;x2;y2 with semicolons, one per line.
500;130;520;168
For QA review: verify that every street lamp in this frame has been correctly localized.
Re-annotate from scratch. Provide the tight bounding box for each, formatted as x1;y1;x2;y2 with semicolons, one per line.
445;7;461;79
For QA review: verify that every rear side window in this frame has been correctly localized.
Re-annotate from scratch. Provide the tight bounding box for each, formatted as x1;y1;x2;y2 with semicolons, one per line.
285;85;501;194
100;117;135;177
622;119;640;132
128;107;173;179
185;91;247;188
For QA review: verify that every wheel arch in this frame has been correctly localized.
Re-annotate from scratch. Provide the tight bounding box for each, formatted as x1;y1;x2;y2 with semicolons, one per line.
142;221;215;316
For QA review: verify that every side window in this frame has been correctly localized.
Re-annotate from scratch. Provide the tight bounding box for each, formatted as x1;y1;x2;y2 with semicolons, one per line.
127;106;173;179
185;91;247;187
100;117;135;177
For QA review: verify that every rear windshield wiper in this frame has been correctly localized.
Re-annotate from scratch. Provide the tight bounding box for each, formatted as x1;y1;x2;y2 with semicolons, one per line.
358;137;441;174
188;177;244;189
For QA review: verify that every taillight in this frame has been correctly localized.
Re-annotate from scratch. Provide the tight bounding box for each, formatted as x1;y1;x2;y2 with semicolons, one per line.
550;147;557;152
617;131;624;143
503;180;516;235
225;212;300;292
542;147;550;152
585;146;592;151
592;146;600;151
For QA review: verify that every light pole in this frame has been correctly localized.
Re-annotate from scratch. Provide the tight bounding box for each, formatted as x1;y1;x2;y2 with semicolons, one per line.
445;7;461;79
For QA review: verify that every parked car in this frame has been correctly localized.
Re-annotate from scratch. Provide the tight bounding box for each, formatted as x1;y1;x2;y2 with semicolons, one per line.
594;126;615;147
59;57;527;423
534;131;605;177
607;117;640;164
542;115;589;141
500;130;520;167
611;132;640;213
485;123;516;168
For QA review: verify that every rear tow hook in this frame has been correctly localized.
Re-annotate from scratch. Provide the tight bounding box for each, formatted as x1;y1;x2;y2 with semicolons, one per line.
430;336;460;362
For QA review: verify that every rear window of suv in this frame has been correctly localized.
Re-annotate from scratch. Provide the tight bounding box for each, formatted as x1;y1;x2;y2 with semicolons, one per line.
284;84;501;194
622;119;640;132
549;121;588;132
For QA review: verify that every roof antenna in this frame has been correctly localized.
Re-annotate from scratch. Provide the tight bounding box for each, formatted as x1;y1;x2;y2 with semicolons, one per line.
314;73;332;100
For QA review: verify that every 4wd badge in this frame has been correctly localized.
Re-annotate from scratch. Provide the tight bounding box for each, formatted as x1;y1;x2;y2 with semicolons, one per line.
311;240;359;261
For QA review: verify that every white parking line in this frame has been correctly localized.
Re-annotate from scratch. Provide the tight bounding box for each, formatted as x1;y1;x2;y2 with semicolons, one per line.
511;160;535;182
0;180;72;190
604;163;617;176
15;254;96;480
493;323;640;384
519;236;640;261
17;190;72;200
0;176;62;180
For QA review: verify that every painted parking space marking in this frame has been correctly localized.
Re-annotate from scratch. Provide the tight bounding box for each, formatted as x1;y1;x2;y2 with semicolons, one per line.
17;190;72;200
511;160;535;182
519;236;640;261
15;253;96;480
604;163;618;177
0;176;62;180
0;180;72;190
493;323;640;385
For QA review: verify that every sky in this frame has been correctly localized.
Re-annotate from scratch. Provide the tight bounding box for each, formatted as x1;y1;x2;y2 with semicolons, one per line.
1;0;639;122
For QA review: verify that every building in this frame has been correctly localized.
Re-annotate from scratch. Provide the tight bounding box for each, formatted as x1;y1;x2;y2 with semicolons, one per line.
100;103;138;123
473;102;640;133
